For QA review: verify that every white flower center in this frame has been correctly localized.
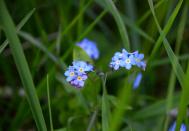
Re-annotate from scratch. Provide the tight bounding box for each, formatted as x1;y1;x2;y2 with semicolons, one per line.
79;68;84;72
70;72;75;76
125;59;131;64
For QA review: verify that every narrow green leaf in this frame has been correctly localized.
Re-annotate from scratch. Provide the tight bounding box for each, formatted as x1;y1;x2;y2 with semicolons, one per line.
47;75;53;131
164;6;187;130
103;0;130;50
0;0;47;130
176;63;189;130
109;77;132;131
18;31;67;70
0;8;35;54
148;0;183;62
101;74;110;131
148;0;185;88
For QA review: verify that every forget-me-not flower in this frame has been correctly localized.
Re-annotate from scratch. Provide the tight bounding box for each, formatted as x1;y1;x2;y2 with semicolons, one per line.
133;51;146;70
76;38;99;60
109;49;146;71
168;121;186;131
64;61;93;88
109;52;123;70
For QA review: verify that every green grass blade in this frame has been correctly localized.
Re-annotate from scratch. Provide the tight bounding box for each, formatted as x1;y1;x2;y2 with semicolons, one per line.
47;74;54;131
78;10;107;41
61;0;93;38
101;74;110;131
122;15;155;43
148;0;185;88
137;0;165;25
0;8;35;54
109;77;132;131
18;31;67;70
164;6;187;130
103;0;130;50
0;1;47;130
148;0;183;62
176;63;189;130
151;54;189;67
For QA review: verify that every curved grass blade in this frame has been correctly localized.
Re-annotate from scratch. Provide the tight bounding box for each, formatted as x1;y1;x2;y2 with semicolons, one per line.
0;1;47;130
103;0;130;50
148;0;183;63
148;0;185;88
0;8;35;54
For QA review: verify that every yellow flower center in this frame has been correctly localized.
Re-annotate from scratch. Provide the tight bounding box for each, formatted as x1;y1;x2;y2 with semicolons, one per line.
125;59;130;64
77;76;82;81
79;68;84;72
69;72;75;76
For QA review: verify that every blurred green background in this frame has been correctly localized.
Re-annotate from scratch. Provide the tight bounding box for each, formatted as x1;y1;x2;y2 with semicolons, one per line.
0;0;189;130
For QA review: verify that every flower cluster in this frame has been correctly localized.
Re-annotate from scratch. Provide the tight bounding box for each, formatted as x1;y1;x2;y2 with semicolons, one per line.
64;61;93;88
109;49;146;71
76;38;99;60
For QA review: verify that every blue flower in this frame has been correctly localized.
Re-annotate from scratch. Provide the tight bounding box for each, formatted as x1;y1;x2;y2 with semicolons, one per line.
133;72;142;89
70;74;88;88
133;51;146;70
109;52;123;70
73;61;93;74
76;38;99;60
169;121;186;131
64;61;93;88
121;54;135;70
64;66;76;82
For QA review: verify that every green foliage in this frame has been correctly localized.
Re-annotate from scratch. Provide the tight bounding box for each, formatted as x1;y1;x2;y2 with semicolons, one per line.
0;0;189;130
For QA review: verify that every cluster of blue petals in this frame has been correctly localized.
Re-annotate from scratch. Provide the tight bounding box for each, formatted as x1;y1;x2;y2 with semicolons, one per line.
64;61;93;88
168;121;186;131
109;49;146;71
76;38;99;60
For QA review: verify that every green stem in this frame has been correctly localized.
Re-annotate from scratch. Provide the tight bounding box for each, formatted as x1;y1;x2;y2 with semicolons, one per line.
47;75;53;131
101;73;110;131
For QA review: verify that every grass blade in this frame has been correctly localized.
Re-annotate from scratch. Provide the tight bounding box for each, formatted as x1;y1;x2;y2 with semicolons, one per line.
103;0;130;50
176;63;189;130
101;74;110;131
148;0;183;62
47;74;53;131
109;77;132;131
164;6;187;130
0;8;35;54
0;1;47;130
148;0;185;88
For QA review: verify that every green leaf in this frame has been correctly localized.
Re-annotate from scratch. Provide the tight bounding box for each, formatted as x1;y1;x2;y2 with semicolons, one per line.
0;0;47;130
73;45;93;63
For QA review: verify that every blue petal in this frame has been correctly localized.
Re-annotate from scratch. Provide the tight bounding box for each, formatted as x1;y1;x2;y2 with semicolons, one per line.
133;73;142;89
